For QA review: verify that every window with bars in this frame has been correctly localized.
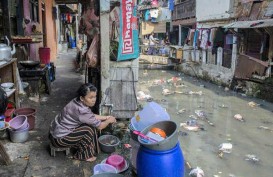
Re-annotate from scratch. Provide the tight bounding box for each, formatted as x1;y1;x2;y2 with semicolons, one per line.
30;0;39;23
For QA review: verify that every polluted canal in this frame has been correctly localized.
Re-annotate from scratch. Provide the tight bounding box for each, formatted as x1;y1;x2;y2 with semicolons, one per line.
136;68;273;177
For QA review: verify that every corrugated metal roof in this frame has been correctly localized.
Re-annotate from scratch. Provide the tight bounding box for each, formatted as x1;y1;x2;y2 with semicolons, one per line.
224;19;273;28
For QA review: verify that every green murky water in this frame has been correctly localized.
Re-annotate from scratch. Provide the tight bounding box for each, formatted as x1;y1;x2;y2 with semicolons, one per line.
137;68;273;177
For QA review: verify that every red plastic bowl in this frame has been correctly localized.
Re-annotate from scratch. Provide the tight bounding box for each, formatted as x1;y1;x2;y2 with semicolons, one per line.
106;155;125;171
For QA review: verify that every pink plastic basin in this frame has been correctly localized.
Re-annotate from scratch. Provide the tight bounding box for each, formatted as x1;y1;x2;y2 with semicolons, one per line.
106;155;125;171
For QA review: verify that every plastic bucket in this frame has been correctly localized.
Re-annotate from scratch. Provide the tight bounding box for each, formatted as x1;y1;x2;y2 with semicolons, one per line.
14;108;36;130
9;123;30;143
138;121;178;151
39;47;50;64
137;143;184;177
9;115;28;131
93;164;117;175
131;102;170;131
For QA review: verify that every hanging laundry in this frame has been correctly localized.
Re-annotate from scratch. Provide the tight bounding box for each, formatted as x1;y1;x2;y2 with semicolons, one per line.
193;30;199;48
212;28;225;54
151;17;158;23
150;9;159;18
169;0;174;11
144;10;150;21
213;28;225;47
61;14;65;21
208;28;216;48
200;30;209;49
67;13;70;23
225;34;233;45
72;16;76;23
187;29;195;46
152;0;158;6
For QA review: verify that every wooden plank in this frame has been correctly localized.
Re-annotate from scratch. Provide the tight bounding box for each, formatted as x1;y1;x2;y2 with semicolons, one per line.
265;2;273;17
100;0;110;99
0;58;19;108
0;142;11;165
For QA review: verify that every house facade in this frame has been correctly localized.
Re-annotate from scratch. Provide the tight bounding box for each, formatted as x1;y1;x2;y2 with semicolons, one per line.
177;0;273;93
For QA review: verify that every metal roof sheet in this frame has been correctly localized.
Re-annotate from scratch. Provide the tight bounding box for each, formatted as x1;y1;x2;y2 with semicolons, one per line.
224;19;273;28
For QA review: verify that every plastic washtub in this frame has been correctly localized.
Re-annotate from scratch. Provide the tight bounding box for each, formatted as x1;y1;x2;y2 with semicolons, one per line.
9;115;28;131
93;164;117;175
131;102;170;131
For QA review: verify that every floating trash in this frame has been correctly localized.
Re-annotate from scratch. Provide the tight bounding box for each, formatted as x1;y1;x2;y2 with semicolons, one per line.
137;91;152;101
195;110;207;119
186;119;197;126
219;143;233;153
176;108;186;114
219;104;228;108
234;114;245;122
143;70;148;76
178;131;188;136
174;91;184;94
180;120;204;132
248;101;259;108
153;79;165;85
162;89;173;95
180;123;200;131
189;166;204;177
245;154;259;163
257;126;273;132
189;91;203;95
175;83;187;88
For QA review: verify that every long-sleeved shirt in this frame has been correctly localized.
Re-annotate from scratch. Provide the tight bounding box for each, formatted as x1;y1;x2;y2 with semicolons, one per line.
50;98;101;138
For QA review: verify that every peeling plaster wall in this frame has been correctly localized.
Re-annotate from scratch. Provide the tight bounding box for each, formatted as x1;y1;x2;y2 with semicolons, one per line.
44;0;57;62
23;0;57;62
196;0;232;22
177;63;233;86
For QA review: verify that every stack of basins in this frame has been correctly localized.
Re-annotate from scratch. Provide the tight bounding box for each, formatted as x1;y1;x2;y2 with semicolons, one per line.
8;115;29;143
129;102;185;177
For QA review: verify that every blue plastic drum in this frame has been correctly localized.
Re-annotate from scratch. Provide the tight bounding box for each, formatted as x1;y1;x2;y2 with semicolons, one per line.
137;143;184;177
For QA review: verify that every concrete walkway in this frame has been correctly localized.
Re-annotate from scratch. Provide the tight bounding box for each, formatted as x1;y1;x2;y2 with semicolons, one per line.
0;49;116;177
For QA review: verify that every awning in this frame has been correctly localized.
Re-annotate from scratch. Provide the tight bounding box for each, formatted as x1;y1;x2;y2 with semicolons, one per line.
172;18;196;26
224;19;273;29
141;22;166;35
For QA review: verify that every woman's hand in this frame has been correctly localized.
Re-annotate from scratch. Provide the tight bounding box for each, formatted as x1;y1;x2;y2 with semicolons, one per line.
97;116;117;130
106;116;116;123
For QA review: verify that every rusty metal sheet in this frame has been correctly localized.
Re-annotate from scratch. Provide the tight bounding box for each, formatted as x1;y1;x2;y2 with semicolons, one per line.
224;18;273;28
265;2;273;17
237;2;253;19
240;0;255;3
234;54;268;79
249;2;262;20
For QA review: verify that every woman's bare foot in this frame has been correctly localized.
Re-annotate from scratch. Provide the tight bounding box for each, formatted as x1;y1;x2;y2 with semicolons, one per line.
86;156;97;162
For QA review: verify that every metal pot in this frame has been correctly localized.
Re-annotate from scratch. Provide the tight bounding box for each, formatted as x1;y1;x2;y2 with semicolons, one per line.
98;135;120;153
138;121;178;151
0;36;16;60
